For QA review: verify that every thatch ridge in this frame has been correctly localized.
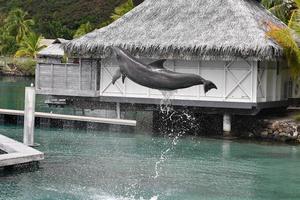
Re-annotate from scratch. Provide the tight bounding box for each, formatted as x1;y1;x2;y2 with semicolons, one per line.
39;38;70;57
64;0;286;60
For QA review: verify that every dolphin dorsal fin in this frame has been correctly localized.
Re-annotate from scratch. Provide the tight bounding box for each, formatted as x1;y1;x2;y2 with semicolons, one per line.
148;59;167;69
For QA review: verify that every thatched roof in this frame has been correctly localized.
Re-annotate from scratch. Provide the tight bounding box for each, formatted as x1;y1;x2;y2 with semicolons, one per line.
64;0;286;61
40;39;55;47
38;38;70;58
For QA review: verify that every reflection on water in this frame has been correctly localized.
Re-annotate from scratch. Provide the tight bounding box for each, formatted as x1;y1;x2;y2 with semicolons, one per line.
1;77;300;200
0;76;124;118
0;76;34;110
0;125;300;200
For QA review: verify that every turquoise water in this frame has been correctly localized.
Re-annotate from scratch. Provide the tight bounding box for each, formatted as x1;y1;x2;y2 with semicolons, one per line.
1;77;300;199
0;76;115;117
0;125;300;200
0;76;49;112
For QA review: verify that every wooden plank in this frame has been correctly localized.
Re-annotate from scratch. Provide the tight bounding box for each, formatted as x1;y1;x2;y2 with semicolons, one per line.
51;64;54;88
38;62;79;66
37;88;96;96
79;59;82;90
0;109;137;126
35;63;40;89
0;134;44;167
65;64;68;89
89;60;92;90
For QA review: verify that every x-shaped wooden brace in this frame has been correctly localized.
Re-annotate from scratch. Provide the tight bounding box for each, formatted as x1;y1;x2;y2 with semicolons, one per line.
101;66;124;94
225;61;252;99
257;67;265;98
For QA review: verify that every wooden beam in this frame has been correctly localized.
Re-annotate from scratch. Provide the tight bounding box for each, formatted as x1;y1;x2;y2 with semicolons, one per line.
79;59;82;90
35;63;40;89
0;109;137;127
65;63;68;89
51;64;54;88
0;134;44;167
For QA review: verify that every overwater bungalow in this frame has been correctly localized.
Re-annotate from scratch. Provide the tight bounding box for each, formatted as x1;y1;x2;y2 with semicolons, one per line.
35;0;294;132
37;38;69;64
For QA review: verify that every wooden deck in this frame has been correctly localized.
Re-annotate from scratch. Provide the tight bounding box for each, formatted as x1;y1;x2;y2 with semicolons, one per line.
0;134;44;167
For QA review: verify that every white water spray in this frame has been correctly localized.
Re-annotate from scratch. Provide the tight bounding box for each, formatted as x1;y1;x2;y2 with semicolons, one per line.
159;90;177;114
153;91;196;180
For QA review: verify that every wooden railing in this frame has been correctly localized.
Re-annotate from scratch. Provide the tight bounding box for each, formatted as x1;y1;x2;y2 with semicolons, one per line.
36;61;99;97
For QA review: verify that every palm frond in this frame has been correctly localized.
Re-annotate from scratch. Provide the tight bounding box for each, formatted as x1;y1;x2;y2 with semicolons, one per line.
266;22;300;78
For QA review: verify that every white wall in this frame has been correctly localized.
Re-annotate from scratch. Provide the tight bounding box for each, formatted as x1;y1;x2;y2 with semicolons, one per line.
257;61;289;102
100;58;259;103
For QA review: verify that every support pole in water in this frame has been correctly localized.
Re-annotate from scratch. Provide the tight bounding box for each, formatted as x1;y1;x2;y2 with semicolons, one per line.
223;113;232;136
116;102;121;119
23;84;36;146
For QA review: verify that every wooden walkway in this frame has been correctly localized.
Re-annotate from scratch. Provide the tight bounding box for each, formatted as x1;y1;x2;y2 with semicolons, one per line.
0;134;44;167
0;108;137;127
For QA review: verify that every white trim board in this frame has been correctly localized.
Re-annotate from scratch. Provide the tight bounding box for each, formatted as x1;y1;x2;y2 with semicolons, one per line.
0;134;44;167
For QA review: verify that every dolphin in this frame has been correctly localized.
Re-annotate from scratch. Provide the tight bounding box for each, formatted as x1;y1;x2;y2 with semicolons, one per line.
110;47;217;93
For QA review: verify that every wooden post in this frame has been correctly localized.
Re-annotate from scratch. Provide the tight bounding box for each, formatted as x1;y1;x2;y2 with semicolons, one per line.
65;63;68;89
79;59;82;90
51;64;54;89
116;102;121;119
35;63;40;89
23;85;36;146
223;113;232;136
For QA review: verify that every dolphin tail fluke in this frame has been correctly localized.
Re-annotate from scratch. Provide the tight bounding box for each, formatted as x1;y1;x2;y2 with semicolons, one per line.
204;81;217;93
122;75;126;83
112;68;121;85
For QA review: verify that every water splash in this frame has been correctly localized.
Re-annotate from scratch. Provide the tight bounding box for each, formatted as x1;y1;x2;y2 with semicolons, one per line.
153;132;181;179
153;107;197;180
159;90;177;114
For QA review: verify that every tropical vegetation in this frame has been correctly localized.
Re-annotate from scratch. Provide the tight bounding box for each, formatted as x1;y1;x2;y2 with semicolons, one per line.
0;0;140;76
15;32;46;58
111;0;134;21
262;0;300;77
1;0;300;77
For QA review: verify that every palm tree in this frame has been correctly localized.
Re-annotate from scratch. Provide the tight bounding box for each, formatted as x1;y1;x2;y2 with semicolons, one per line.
15;32;46;58
261;0;297;23
111;0;134;21
0;28;18;55
73;22;93;38
266;0;300;77
5;8;35;43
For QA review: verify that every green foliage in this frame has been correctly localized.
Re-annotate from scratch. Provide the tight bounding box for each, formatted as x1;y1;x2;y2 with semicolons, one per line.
39;21;73;40
15;32;46;58
0;0;123;39
0;28;18;55
266;0;300;78
0;8;34;56
5;8;34;43
14;58;36;76
74;22;94;38
261;0;284;9
261;0;300;24
98;19;114;28
111;0;134;21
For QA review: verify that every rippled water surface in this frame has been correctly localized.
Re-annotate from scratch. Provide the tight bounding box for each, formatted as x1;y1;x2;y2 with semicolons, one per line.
0;125;300;200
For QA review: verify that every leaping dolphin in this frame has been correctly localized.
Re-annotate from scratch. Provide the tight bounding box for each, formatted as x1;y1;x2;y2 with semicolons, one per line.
111;47;217;93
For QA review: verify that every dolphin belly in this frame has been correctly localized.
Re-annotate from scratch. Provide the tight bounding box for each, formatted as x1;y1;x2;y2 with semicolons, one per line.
110;46;217;92
126;70;202;90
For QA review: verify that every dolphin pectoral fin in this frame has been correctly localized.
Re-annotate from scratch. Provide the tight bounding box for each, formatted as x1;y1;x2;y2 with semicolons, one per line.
204;81;217;93
148;59;167;69
122;75;126;83
112;68;121;85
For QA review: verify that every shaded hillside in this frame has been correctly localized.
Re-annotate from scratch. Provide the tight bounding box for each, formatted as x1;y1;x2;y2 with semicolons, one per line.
0;0;124;39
